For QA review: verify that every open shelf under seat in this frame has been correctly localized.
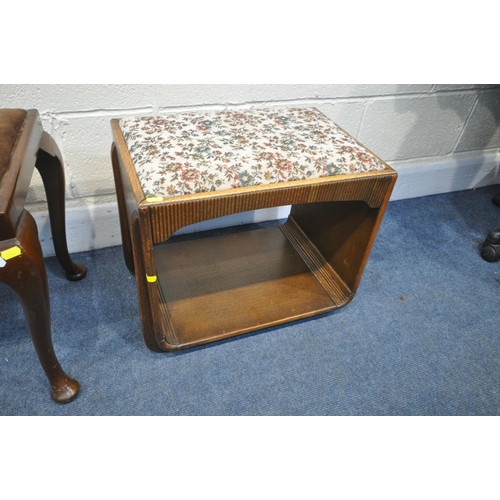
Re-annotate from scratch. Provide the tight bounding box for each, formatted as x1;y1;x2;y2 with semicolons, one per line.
154;220;352;350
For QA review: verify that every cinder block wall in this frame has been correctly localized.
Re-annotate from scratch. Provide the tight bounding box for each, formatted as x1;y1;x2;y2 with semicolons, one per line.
1;84;500;254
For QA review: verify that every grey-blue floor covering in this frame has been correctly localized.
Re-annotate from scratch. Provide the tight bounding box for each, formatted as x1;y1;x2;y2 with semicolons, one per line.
1;185;500;416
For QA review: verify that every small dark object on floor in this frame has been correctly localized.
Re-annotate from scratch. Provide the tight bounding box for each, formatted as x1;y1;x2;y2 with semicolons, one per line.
481;193;500;262
481;229;500;262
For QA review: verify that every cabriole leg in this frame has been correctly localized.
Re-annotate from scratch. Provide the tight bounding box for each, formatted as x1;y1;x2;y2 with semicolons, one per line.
0;211;79;403
35;137;87;281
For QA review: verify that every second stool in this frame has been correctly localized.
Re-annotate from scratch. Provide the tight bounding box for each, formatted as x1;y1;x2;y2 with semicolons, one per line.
0;109;86;403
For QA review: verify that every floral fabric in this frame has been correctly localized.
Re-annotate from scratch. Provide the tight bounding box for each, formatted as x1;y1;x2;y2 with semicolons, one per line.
119;107;387;199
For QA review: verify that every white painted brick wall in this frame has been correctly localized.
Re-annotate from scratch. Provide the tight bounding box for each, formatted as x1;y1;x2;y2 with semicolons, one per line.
1;84;500;254
358;93;479;161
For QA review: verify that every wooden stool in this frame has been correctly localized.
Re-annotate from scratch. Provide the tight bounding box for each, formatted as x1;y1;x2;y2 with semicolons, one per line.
0;109;87;403
111;107;397;352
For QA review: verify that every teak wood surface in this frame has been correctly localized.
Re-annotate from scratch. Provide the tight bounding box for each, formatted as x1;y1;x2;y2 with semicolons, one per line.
0;109;86;403
111;119;397;352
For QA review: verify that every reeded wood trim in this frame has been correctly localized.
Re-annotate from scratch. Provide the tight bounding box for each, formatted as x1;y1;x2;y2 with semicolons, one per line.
148;173;396;243
157;283;178;347
280;217;352;306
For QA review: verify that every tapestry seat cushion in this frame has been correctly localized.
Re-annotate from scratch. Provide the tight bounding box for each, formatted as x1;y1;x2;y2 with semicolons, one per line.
119;107;387;199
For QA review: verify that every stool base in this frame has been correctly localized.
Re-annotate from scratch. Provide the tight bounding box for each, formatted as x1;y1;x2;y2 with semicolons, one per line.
154;222;350;350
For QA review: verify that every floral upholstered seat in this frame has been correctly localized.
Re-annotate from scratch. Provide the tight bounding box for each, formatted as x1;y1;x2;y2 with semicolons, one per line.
119;107;387;199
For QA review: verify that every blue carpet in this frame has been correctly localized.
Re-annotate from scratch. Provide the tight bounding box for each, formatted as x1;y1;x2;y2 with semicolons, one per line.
1;185;500;415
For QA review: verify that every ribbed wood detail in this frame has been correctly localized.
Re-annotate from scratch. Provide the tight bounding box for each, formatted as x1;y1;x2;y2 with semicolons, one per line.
148;174;395;243
157;283;178;346
280;218;352;306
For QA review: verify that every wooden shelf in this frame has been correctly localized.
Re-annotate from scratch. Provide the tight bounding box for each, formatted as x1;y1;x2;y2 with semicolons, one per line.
154;222;352;350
